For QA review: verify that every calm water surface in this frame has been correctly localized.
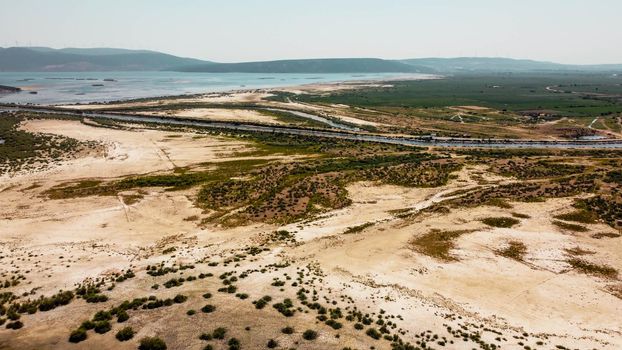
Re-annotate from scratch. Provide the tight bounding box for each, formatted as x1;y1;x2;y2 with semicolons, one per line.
0;71;427;105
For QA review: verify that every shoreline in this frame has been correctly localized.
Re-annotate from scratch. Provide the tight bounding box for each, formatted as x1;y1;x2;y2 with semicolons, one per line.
0;71;438;106
57;73;440;107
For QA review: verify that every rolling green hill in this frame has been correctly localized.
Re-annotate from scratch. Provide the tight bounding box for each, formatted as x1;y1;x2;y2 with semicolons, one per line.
175;58;429;73
2;47;621;73
0;47;210;72
400;57;622;73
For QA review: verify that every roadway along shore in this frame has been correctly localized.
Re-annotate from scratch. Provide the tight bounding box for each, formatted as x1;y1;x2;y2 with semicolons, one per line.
2;104;622;149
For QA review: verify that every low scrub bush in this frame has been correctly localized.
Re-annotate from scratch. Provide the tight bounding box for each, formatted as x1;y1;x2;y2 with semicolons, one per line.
139;337;167;350
116;326;135;341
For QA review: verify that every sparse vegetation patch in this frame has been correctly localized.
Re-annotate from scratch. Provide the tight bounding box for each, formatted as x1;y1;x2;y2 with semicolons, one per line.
481;217;520;228
409;229;475;261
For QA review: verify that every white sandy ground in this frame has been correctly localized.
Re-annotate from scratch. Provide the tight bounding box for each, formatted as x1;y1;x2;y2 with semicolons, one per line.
450;106;492;112
134;108;285;125
282;100;386;127
0;122;621;349
57;91;274;110
2;119;261;182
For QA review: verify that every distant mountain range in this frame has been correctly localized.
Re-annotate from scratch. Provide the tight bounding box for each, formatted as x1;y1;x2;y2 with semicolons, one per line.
399;57;622;73
1;47;621;73
177;58;425;74
0;47;209;72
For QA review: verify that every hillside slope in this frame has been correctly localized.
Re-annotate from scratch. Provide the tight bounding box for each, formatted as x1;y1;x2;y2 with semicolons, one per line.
401;57;622;72
0;47;210;72
176;58;430;73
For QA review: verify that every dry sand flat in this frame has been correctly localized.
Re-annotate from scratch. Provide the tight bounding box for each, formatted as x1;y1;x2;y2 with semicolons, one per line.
135;108;285;125
58;91;273;110
0;121;256;295
292;197;622;348
6;119;250;181
272;167;622;348
1;122;621;349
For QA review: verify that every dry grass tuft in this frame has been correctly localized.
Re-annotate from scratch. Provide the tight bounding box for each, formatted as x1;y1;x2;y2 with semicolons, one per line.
497;241;527;261
553;220;588;232
481;217;520;228
567;258;618;278
409;229;475;261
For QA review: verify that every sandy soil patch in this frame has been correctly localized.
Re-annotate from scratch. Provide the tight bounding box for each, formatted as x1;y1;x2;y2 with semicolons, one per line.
450;105;491;111
289;193;622;348
4;119;251;183
1;124;620;349
57;91;272;110
135;108;284;125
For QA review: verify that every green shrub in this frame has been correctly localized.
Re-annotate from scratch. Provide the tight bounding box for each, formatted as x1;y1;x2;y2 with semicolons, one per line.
199;332;213;341
267;339;278;348
366;328;381;339
553;220;588;232
325;319;343;329
117;310;129;322
116;326;135;341
213;327;227;339
68;328;87;343
93;320;111;334
93;310;112;321
139;337;167;350
302;329;318;340
201;304;216;313
217;285;237;293
173;294;187;303
38;290;74;311
481;217;520;228
228;337;240;350
85;294;108;303
281;326;295;334
80;320;95;330
555;210;597;224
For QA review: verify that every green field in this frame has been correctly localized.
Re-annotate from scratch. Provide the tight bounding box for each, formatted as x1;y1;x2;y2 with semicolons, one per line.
296;73;622;117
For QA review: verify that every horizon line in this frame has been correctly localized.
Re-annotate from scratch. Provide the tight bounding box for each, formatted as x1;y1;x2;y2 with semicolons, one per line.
3;46;622;66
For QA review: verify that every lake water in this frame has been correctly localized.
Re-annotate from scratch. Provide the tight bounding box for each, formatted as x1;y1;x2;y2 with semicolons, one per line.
0;71;426;105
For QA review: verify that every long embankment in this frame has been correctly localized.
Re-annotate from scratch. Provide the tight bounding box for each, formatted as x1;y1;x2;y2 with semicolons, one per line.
3;103;622;149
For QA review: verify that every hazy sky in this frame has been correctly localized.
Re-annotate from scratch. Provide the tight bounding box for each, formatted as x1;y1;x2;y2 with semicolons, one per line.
1;0;621;64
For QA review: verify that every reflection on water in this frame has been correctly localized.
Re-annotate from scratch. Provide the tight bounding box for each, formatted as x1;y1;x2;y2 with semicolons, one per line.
0;71;429;105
